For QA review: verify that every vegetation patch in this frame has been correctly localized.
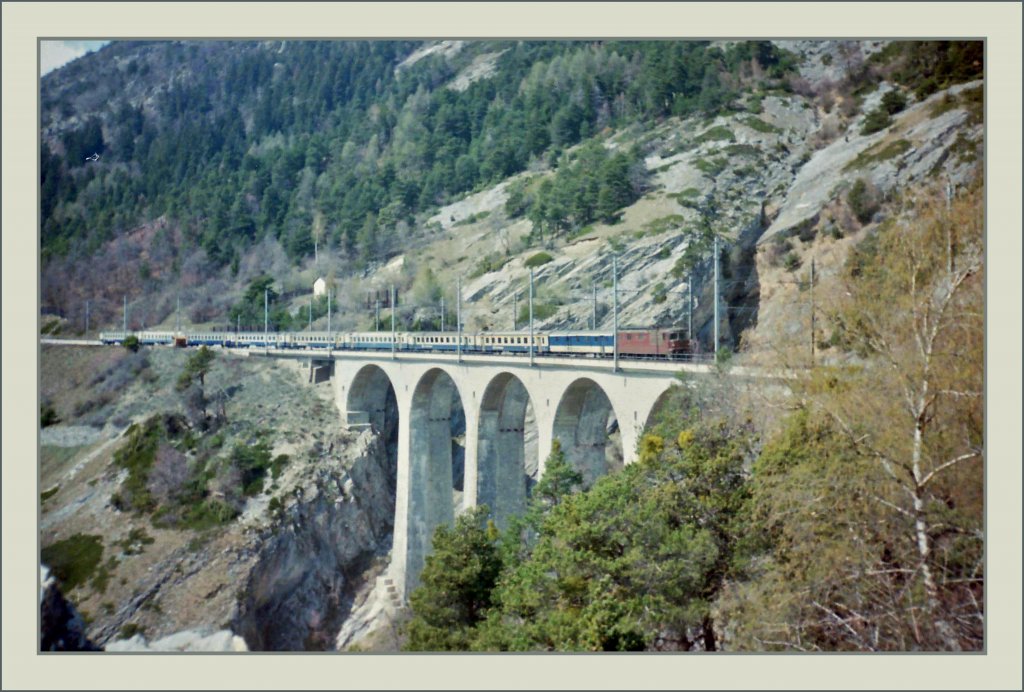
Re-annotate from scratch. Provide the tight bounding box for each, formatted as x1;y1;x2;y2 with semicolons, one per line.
847;178;880;224
117;527;156;556
523;252;554;268
42;533;104;592
119;623;145;640
518;302;558;324
694;157;728;177
469;252;511;279
639;215;685;238
453;210;491;226
41;401;61;427
739;115;781;134
724;143;761;158
694;125;735;144
651;282;669;304
41;485;60;503
949;133;980;165
843;139;912;172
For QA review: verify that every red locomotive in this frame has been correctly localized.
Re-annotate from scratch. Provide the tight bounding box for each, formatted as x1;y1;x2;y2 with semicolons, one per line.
616;328;698;359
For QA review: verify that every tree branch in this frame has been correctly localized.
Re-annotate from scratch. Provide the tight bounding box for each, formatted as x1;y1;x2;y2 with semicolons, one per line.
920;451;981;488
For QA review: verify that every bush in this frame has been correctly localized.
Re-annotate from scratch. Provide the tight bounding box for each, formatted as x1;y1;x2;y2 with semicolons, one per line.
119;623;145;640
41;403;60;427
860;107;892;135
524;252;554;268
518;302;557;325
847;178;879;224
41;534;104;592
694;126;735;143
123;335;140;353
880;89;907;115
739;116;781;134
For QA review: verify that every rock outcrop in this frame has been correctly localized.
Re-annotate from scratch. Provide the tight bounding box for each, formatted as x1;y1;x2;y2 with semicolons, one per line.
233;429;396;650
40;565;101;651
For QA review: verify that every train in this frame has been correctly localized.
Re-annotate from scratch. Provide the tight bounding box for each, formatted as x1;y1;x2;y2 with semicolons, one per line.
99;327;702;360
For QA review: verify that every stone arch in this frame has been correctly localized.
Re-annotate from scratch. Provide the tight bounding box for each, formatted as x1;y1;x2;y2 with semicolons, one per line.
406;368;466;589
641;384;682;438
346;364;398;494
552;378;623;488
476;372;537;528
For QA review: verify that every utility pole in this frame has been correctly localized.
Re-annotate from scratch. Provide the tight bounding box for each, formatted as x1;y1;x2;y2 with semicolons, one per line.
612;256;619;372
375;294;380;333
237;315;240;334
592;284;597;331
946;177;955;273
713;235;720;359
528;270;534;367
457;276;463;363
391;285;396;359
513;291;517;331
687;273;694;343
309;297;313;332
810;258;816;367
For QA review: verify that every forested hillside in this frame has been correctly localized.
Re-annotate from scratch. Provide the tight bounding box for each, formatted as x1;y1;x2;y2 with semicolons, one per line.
40;39;982;338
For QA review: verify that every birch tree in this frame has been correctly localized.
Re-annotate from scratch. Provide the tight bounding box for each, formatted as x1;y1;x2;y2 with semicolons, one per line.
818;183;984;648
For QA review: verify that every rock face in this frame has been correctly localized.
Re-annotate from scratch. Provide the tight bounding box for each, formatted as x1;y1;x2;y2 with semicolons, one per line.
105;629;248;652
40;565;101;651
762;80;982;243
232;430;396;650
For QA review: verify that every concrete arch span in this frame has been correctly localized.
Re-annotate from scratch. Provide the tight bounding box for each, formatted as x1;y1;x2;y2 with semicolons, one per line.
405;368;467;590
476;372;538;529
345;364;399;494
552;378;623;488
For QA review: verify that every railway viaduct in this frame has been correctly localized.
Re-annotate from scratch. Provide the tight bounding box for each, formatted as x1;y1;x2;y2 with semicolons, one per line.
47;337;750;597
301;349;733;598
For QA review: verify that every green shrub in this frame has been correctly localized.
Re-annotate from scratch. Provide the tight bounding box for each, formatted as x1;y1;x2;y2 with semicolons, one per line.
111;419;164;513
847;178;879;224
524;252;554;268
783;252;802;272
518;302;557;325
880;89;907;115
182;499;239;531
270;453;290;480
42;534;104;592
843;139;912;171
41;403;60;427
41;485;60;502
694;126;735;143
860;107;892;135
117;527;155;555
119;623;145;640
695;157;727;176
651;282;668;304
469;252;511;279
739;116;781;134
234;445;273;496
123;335;140;353
640;215;685;237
